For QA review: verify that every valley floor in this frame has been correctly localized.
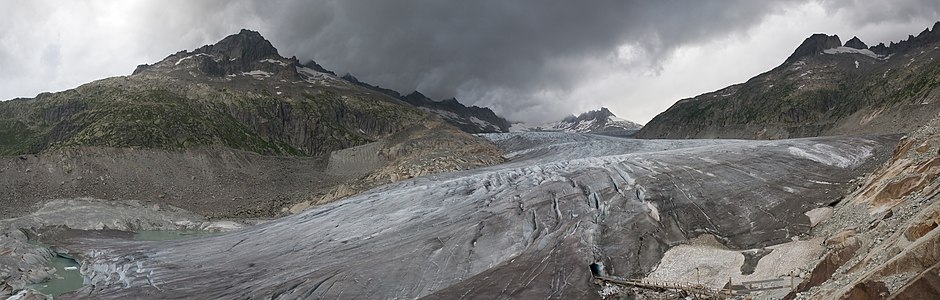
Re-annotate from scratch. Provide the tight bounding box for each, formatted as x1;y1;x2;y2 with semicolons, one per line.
1;132;895;299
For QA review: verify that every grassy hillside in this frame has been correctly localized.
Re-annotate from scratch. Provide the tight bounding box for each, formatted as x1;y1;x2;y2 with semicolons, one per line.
0;75;426;156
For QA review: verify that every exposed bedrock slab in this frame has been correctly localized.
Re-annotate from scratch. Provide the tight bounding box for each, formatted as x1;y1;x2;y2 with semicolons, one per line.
59;133;892;299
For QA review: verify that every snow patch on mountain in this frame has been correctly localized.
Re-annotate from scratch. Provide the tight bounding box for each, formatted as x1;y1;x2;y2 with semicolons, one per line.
260;58;289;66
823;47;882;59
241;70;273;78
175;53;211;66
296;66;344;86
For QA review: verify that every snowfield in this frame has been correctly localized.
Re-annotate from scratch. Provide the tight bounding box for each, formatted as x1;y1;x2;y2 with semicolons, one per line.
65;133;890;299
823;46;882;60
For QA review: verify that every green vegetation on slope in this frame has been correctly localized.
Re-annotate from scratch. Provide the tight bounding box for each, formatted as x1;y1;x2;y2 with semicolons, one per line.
0;76;426;156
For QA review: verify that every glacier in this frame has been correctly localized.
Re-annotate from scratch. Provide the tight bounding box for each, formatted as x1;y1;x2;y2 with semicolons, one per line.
59;133;891;299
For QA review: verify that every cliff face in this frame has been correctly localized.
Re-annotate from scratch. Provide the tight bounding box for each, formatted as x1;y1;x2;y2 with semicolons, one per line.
637;22;940;140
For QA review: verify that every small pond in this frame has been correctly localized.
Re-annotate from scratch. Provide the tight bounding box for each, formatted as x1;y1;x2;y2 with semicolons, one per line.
25;256;84;297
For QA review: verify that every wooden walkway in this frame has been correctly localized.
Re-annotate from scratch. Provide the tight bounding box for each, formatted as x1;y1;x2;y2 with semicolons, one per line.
595;275;795;299
594;275;743;298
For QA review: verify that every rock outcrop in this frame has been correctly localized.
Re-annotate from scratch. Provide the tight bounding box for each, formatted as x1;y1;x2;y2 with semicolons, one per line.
844;36;869;50
784;33;842;64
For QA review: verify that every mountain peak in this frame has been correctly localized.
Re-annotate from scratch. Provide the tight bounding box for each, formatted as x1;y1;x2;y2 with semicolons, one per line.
512;107;641;137
403;91;431;104
194;29;279;62
133;29;293;77
844;36;868;49
785;33;841;63
562;107;615;123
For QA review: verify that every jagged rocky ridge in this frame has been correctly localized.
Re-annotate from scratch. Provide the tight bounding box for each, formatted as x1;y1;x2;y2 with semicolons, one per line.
511;107;643;137
342;74;511;133
638;21;940;139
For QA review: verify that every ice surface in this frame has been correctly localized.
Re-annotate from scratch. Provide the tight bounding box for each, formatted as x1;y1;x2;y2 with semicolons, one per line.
787;143;870;168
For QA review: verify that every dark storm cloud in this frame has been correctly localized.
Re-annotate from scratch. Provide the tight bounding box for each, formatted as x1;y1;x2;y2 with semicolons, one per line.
821;0;940;27
2;1;940;122
245;0;799;120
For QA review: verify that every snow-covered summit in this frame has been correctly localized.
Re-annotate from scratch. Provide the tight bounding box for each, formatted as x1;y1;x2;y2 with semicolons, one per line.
510;107;642;137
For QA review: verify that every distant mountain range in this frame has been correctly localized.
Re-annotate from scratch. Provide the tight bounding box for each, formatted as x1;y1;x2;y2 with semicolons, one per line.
341;74;511;133
638;22;940;139
510;107;643;137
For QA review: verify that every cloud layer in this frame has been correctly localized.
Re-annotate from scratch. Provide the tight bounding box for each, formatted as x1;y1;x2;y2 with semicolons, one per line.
1;0;939;123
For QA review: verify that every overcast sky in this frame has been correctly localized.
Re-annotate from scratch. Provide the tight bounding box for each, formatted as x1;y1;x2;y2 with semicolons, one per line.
1;1;939;123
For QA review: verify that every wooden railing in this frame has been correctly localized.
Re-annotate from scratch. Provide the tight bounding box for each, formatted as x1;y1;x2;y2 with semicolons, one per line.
594;275;743;298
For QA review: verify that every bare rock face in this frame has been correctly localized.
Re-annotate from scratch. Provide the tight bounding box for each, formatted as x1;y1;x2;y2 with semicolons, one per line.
0;229;55;298
784;33;842;63
892;263;940;299
785;230;862;299
844;36;869;50
194;29;279;68
844;280;890;299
